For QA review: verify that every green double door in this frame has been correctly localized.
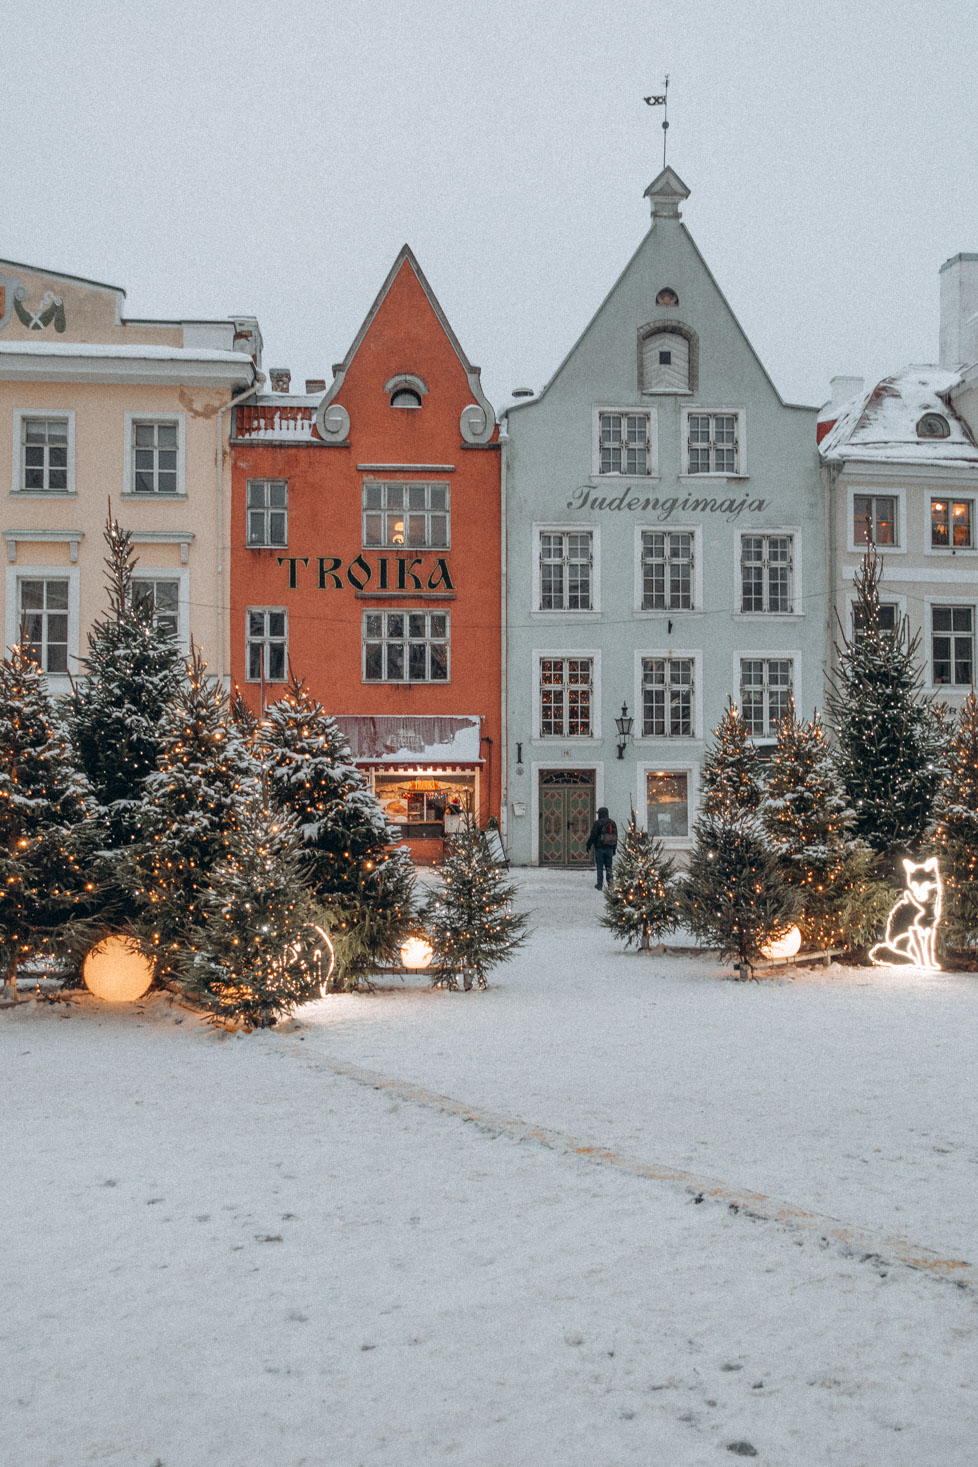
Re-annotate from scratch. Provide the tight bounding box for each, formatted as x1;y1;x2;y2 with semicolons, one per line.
539;771;595;866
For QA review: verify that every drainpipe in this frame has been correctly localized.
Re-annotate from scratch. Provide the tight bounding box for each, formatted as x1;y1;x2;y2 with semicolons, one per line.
215;375;262;685
499;424;509;854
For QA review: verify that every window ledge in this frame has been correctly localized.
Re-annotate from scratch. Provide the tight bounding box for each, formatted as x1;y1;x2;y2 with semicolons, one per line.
121;492;188;502
632;608;702;618
531;609;602;619
10;490;78;499
531;737;601;746
678;474;749;482
732;611;805;620
590;474;659;485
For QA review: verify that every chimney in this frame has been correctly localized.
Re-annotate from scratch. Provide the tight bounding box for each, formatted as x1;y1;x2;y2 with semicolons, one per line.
939;254;978;368
305;378;327;395
268;367;291;394
830;375;864;409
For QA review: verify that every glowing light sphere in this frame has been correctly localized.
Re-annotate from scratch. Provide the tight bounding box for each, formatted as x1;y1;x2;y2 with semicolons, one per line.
760;925;802;961
83;936;154;1002
400;936;434;970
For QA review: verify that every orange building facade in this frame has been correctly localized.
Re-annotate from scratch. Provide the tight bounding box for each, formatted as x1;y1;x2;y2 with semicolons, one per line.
230;248;501;862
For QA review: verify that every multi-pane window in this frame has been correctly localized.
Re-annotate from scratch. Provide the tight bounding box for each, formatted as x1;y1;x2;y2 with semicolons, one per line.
932;606;974;686
247;480;288;546
540;658;593;737
646;771;689;838
132;579;180;640
597;412;651;475
854;600;899;642
539;532;593;610
853;494;896;545
19;578;69;674
247;608;287;682
741;534;794;613
642;657;693;737
132;421;179;495
740;658;792;737
641;531;693;610
931;499;973;549
362;481;449;548
363;611;449;682
21;418;69;492
687;413;738;474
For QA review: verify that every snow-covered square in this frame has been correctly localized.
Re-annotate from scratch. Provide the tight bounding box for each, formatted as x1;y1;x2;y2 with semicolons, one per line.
3;867;977;1466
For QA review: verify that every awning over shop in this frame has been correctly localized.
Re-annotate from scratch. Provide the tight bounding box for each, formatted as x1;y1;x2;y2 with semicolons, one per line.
334;715;482;764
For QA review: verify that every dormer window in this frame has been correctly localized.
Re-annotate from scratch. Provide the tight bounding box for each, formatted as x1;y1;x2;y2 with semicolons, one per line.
385;373;428;410
917;413;950;439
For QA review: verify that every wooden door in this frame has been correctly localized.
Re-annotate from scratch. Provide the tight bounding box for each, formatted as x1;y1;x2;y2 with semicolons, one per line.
538;771;594;865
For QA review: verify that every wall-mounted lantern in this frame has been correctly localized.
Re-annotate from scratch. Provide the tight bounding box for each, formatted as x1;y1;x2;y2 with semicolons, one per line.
615;702;633;760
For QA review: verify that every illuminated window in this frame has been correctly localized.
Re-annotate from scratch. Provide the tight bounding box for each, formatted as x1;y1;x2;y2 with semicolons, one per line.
597;411;652;475
853;494;896;546
932;606;973;686
247;480;288;546
362;481;449;549
741;534;793;613
641;530;693;609
539;531;592;610
247;608;287;683
646;771;689;838
363;610;449;682
686;412;739;475
19;578;69;674
931;498;973;549
642;657;693;736
540;658;592;737
740;658;792;737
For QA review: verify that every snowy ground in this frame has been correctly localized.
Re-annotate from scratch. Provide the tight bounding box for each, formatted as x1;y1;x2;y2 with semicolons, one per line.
3;867;978;1467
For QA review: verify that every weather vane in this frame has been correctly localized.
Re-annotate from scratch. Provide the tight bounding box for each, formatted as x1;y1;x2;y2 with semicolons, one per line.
643;75;669;168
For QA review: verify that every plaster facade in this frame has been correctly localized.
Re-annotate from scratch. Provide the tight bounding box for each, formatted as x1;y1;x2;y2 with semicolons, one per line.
0;259;260;690
501;170;824;866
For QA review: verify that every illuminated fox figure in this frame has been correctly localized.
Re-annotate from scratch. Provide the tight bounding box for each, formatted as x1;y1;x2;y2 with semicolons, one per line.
869;857;943;970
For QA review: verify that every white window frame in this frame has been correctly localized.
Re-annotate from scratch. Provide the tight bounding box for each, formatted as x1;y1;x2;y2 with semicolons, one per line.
246;479;288;548
533;650;601;741
846;485;905;554
637;760;698;849
633;648;702;741
246;606;288;684
532;524;600;616
361;480;450;550
362;609;450;684
733;650;800;741
847;592;906;643
5;565;80;692
925;597;978;691
736;529;801;616
926;494;978;555
12;409;76;495
123;411;186;498
634;523;701;615
681;407;746;478
132;568;190;653
592;407;657;479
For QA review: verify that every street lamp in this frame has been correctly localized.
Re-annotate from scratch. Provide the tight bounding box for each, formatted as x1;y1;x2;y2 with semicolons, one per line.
615;701;633;759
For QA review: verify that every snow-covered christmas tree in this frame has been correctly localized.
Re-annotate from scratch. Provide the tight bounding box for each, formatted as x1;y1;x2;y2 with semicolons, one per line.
700;697;763;821
132;644;257;968
600;813;677;950
185;781;327;1028
261;676;415;987
929;691;978;954
0;642;94;994
65;515;182;851
827;547;945;857
423;823;528;989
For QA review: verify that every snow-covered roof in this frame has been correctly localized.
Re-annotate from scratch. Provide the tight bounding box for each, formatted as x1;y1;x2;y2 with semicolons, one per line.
235;397;318;442
0;341;254;364
819;365;978;466
334;715;482;764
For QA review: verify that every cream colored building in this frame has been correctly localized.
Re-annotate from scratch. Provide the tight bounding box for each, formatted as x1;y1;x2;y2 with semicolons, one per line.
0;258;261;691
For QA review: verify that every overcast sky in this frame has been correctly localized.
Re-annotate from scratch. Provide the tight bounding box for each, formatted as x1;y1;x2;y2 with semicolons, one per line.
5;0;977;411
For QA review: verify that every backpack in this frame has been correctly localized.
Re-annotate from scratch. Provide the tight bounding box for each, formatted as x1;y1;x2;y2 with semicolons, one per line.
599;818;617;847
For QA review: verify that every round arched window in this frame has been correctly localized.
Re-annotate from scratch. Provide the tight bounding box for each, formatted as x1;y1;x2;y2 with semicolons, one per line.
917;413;950;438
391;388;422;409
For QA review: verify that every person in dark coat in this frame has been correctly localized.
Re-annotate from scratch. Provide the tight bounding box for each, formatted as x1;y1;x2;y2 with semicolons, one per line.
585;806;618;890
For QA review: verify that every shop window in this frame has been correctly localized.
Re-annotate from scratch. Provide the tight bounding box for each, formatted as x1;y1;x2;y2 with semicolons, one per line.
646;771;689;839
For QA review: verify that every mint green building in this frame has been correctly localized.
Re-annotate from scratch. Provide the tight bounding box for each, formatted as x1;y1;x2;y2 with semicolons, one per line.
500;169;824;867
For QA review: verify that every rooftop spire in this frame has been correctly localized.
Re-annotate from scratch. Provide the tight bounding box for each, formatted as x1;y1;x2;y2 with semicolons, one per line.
643;165;690;220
